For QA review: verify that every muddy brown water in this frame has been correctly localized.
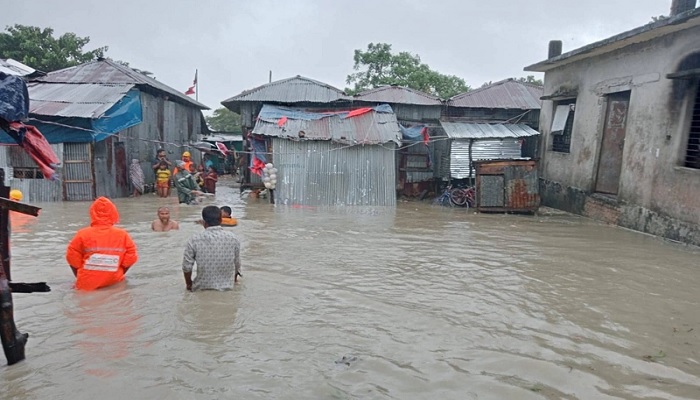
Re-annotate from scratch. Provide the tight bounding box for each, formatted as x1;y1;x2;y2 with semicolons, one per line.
2;178;699;399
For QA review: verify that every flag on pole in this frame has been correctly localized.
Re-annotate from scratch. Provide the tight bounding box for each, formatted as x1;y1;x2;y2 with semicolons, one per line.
184;70;197;96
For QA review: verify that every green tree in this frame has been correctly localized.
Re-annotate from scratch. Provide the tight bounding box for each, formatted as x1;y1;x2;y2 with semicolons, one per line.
206;107;241;133
346;43;470;99
481;75;544;88
0;24;107;72
516;75;543;86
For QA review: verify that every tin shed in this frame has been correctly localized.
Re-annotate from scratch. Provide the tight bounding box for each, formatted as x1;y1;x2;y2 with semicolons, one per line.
473;159;540;213
251;104;401;206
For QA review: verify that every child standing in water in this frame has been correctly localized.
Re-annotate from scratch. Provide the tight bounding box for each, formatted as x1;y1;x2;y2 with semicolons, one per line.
156;161;171;198
204;166;218;194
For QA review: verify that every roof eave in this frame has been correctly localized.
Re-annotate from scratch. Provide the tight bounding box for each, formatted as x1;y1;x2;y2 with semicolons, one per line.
524;8;700;73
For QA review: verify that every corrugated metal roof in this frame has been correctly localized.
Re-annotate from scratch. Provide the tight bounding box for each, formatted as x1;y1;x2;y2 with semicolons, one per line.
33;59;208;110
253;104;401;144
448;79;543;109
354;85;442;105
27;82;134;118
0;58;37;76
222;76;351;105
440;121;540;139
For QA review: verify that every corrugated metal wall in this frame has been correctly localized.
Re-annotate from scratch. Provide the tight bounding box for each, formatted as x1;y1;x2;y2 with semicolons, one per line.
450;139;522;179
443;107;540;128
402;141;433;183
272;138;396;206
0;144;63;202
121;92;203;185
392;104;442;122
63;142;94;201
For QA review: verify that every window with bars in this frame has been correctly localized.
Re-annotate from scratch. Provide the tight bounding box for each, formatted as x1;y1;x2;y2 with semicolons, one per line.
13;168;44;179
551;101;576;153
9;146;45;179
684;83;700;169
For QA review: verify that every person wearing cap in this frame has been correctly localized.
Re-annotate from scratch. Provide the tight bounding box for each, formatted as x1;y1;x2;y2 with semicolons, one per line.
172;151;194;175
9;189;22;201
173;160;202;204
66;197;138;291
8;189;35;233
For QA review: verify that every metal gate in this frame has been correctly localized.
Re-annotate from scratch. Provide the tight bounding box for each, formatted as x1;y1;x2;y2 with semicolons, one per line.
62;143;95;201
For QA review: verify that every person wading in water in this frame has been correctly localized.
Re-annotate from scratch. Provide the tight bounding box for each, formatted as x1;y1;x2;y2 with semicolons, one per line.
173;160;202;204
65;197;138;291
182;206;241;291
151;206;179;232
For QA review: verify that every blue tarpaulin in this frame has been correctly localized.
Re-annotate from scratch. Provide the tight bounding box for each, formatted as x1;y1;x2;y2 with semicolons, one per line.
399;124;427;142
0;73;29;122
0;88;143;144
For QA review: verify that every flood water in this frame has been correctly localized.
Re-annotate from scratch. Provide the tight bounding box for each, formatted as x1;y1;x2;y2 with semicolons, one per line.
2;177;700;399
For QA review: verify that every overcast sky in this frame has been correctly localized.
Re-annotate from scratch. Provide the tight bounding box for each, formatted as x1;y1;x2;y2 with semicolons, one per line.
2;0;673;114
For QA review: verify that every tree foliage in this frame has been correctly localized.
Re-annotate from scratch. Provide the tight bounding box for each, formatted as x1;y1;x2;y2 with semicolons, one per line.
206;107;241;133
481;75;544;88
346;43;470;99
0;24;107;72
516;75;543;86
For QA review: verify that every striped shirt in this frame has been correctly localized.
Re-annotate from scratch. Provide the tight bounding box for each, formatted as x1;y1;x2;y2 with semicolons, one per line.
182;226;241;291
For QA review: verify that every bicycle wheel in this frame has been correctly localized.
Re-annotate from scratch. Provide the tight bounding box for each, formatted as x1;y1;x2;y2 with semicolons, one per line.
449;188;468;206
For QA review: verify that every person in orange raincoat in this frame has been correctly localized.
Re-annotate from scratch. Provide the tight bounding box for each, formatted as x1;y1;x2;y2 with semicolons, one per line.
66;197;138;291
172;151;194;175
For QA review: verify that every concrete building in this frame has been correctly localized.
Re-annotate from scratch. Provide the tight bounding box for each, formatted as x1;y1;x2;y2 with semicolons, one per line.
525;1;700;245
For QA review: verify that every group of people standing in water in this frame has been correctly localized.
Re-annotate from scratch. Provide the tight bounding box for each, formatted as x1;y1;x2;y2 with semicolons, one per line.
129;149;219;203
66;198;241;292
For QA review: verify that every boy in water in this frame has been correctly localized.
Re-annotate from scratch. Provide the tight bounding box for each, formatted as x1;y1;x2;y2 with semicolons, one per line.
156;161;171;198
220;206;238;226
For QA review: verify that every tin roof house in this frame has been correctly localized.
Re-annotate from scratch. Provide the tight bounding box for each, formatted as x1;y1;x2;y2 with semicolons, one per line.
222;76;356;194
0;59;209;201
440;79;543;181
249;103;401;206
524;0;700;246
353;85;443;197
222;75;352;129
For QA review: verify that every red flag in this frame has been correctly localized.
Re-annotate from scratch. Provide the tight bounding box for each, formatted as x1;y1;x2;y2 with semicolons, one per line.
277;116;288;127
184;70;197;96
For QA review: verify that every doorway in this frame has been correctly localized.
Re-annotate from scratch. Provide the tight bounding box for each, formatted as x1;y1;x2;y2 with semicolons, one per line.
595;91;630;195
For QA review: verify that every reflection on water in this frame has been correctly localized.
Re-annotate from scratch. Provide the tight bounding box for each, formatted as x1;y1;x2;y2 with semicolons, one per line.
2;177;700;399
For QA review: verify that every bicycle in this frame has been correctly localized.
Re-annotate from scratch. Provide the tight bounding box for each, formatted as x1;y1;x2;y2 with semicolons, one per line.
449;186;476;208
433;184;455;207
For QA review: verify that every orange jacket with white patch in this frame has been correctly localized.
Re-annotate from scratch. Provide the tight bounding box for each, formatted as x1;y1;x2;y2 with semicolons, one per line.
66;197;138;291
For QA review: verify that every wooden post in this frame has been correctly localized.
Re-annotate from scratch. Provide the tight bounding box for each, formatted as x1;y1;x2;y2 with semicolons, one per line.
0;168;29;365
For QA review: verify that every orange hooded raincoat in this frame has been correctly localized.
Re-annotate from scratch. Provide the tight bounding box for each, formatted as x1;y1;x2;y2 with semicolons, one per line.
66;197;138;291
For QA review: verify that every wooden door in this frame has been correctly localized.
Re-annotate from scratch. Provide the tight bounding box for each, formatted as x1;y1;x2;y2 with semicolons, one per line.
595;92;630;195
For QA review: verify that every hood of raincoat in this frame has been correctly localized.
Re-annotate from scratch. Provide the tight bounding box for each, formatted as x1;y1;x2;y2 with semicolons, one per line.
89;196;119;226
